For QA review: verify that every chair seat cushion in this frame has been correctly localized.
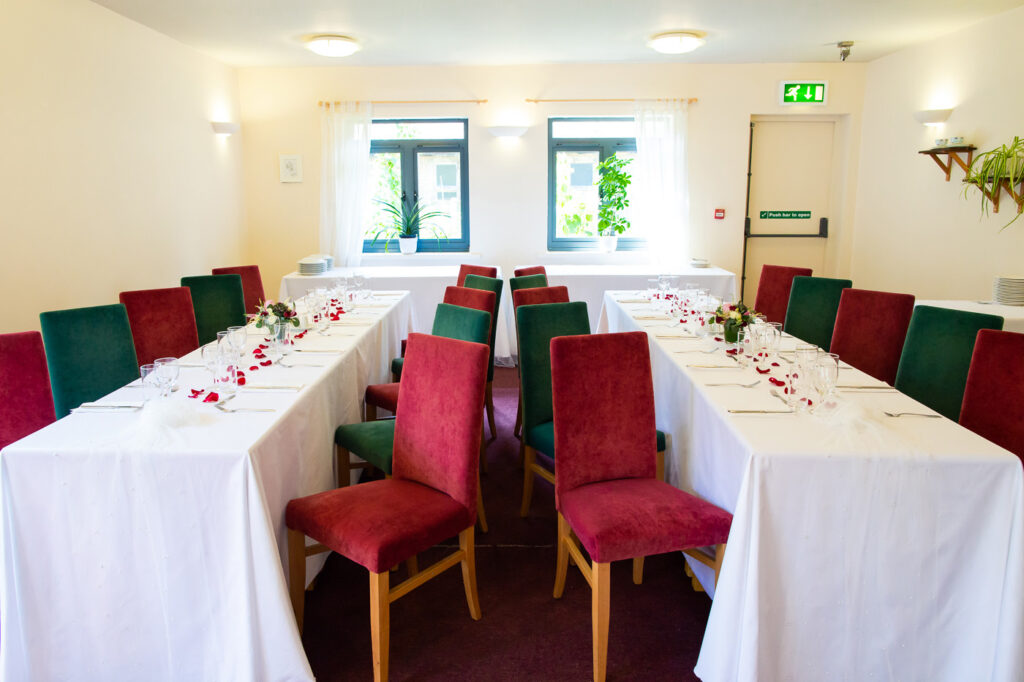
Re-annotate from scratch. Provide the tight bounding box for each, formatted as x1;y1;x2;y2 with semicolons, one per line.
560;478;732;563
335;420;395;474
527;421;666;457
391;357;405;378
286;479;473;573
365;382;400;414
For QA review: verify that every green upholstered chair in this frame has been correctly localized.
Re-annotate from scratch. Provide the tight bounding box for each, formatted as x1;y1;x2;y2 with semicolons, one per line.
782;276;853;350
39;304;139;418
509;273;548;293
895;305;1003;421
517;302;669;517
389;303;491;384
180;274;247;345
462;274;503;439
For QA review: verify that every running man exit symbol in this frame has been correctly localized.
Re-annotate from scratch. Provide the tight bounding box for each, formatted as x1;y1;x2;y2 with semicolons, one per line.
780;81;827;105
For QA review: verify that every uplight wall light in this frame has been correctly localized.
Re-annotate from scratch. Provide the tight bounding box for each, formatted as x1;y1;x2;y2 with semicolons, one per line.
913;108;953;126
211;121;240;136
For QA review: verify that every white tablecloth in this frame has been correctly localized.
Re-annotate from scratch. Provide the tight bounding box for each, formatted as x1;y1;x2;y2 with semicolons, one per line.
0;294;413;681
917;300;1024;333
280;265;513;365
600;292;1024;682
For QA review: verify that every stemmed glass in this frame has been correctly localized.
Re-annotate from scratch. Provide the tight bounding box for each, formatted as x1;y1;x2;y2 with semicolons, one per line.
153;357;179;398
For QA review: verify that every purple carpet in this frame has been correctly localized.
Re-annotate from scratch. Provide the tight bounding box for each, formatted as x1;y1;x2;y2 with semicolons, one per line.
300;367;710;681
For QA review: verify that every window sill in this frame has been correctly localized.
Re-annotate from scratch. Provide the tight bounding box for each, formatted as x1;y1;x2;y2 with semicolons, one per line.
360;252;484;266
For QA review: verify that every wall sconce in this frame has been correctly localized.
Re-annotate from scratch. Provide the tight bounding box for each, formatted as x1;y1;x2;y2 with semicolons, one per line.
487;126;528;138
211;121;240;136
913;109;953;126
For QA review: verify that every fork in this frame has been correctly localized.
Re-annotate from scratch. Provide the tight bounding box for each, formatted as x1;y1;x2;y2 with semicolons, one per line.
215;395;276;414
883;411;942;419
705;380;761;388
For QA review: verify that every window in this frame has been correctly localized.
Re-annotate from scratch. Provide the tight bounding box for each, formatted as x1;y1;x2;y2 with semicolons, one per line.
364;119;469;252
548;117;643;251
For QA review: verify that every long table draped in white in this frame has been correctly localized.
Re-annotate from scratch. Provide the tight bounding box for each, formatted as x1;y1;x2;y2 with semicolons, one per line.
0;293;413;680
918;299;1024;333
599;292;1024;682
280;265;513;365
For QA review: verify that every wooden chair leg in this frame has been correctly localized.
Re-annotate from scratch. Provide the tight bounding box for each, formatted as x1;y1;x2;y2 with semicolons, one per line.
336;444;351;487
656;449;665;482
592;562;611;682
632;556;644;585
479;424;488;475
713;543;727;587
514;389;523;439
554;513;570;598
405;556;418;577
459;527;482;620
287;529;307;635
520;446;536;517
484;381;496;440
370;570;390;682
476;485;489;534
365;402;378;422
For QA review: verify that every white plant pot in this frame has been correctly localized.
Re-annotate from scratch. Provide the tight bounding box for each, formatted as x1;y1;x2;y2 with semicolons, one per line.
598;234;618;252
398;236;418;254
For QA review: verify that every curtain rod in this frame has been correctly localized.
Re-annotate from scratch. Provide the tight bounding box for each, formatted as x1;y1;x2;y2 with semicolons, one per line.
525;97;698;104
318;99;487;106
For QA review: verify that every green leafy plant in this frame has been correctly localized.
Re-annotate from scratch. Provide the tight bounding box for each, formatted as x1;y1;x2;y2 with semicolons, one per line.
595;155;633;236
369;198;448;251
964;135;1024;229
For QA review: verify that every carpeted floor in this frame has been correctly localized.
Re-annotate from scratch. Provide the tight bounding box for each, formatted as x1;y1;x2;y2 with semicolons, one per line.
301;367;710;681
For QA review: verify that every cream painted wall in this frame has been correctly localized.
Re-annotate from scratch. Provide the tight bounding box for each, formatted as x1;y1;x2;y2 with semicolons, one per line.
238;62;866;297
0;0;243;334
851;5;1024;300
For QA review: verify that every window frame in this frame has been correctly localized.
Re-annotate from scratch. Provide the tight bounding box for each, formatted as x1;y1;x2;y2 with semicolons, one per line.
363;118;470;254
547;117;644;252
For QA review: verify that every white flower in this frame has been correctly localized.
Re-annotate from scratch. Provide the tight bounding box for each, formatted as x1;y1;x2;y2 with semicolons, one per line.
730;310;742;320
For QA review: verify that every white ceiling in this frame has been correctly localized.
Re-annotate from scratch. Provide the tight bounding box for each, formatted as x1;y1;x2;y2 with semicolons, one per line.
91;0;1024;68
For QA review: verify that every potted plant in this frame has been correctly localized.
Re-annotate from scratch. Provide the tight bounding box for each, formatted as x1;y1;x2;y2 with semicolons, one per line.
964;135;1024;229
370;198;448;253
595;155;633;252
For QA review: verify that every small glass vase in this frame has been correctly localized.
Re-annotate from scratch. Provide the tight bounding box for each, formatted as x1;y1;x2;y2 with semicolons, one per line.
723;323;741;344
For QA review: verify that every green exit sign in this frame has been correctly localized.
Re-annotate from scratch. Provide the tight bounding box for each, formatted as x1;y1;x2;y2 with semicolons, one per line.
760;210;812;219
780;81;828;105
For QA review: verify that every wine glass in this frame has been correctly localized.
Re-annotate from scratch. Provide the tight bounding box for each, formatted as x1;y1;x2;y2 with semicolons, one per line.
153;357;179;398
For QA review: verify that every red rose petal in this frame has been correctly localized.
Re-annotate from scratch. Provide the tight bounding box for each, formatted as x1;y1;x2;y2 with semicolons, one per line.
237;377;246;386
755;366;771;374
260;360;272;367
258;344;268;349
203;392;219;403
725;348;738;355
250;365;259;371
769;377;785;386
714;337;723;342
771;362;780;367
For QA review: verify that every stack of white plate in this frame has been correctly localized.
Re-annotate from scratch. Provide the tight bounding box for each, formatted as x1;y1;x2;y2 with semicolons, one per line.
298;256;327;276
994;275;1024;305
319;254;334;269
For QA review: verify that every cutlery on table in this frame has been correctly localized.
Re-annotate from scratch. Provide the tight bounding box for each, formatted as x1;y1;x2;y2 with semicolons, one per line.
704;380;761;388
214;395;276;413
240;384;304;391
769;389;790;405
727;409;795;414
883;411;942;418
294;348;345;354
686;364;741;369
72;403;142;413
837;385;897;391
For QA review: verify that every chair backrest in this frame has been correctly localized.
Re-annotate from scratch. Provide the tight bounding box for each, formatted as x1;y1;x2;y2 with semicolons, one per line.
462;274;503;381
517;301;591;435
754;264;813;325
119;287;201;367
212;265;266;314
393;333;489;519
514;265;547;278
829;288;916;385
456;264;498;287
509;273;548;293
180;274;247;345
896;305;1003;421
550;331;657;506
960;330;1024;462
443;286;496;340
512;285;569;311
783;276;853;350
0;332;56;449
39;304;139;418
431;303;491;347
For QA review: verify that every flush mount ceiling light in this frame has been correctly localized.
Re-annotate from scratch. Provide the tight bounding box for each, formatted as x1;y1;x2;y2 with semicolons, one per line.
305;35;360;57
647;31;706;55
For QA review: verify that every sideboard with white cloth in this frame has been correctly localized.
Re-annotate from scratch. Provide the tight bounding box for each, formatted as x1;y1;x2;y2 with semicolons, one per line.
281;265;513;365
0;294;413;680
917;299;1024;333
599;292;1024;682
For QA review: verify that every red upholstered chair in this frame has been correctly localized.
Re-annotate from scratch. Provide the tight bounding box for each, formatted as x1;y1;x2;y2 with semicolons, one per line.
514;265;547;277
0;332;56;450
829;288;915;385
286;333;489;682
212;265;266;315
119;287;201;367
511;285;570;438
753;264;813;325
456;264;498;287
550;331;732;682
960;330;1024;463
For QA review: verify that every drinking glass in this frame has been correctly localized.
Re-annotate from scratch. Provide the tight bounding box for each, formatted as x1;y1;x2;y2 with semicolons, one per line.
201;342;220;387
153;357;179;398
813;353;840;403
272;321;293;357
212;349;237;396
227;325;247;358
139;363;158;402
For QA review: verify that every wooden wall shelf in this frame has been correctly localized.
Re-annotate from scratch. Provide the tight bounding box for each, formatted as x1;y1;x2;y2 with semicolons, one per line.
966;177;1024;214
918;145;977;181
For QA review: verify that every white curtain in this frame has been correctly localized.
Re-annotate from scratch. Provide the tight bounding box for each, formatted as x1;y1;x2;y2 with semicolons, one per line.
320;101;372;267
632;99;690;266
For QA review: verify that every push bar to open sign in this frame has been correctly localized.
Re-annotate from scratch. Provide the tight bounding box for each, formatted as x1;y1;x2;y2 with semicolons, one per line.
759;210;811;219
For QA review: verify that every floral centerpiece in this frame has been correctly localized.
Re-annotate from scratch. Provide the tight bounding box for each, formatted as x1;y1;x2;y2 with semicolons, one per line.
715;301;756;343
254;299;299;339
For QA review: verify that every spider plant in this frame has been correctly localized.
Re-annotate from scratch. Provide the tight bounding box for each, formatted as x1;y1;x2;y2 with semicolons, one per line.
369;198;449;251
964;135;1024;229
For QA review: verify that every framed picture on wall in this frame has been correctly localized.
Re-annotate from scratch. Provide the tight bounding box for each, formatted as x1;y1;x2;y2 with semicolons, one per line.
279;154;303;183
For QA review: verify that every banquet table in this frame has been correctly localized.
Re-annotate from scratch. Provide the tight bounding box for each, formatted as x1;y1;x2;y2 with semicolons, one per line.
918;299;1024;333
280;265;513;365
0;293;413;681
599;292;1024;682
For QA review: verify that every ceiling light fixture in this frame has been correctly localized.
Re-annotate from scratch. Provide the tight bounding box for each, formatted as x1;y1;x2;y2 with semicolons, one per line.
305;35;360;58
647;31;706;55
